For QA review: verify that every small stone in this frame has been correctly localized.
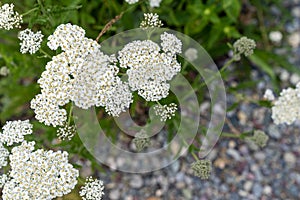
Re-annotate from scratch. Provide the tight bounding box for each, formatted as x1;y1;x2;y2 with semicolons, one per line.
176;181;185;189
129;175;144;188
228;140;236;149
238;190;248;197
170;160;180;173
109;189;120;200
182;189;193;199
268;124;281;139
244;181;253;191
254;152;266;161
252;183;263;197
207;149;217;160
263;185;272;195
227;149;241;161
238;111;247;125
214;158;227;169
284;152;296;167
155;189;163;197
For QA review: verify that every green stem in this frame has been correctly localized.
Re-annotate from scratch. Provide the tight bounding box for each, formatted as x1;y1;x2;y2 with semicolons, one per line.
78;176;86;185
68;104;73;125
221;132;241;138
198;58;234;88
21;7;39;16
39;49;51;59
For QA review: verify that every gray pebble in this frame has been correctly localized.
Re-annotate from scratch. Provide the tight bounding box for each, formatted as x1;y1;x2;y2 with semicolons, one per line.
129;175;144;189
252;183;263;197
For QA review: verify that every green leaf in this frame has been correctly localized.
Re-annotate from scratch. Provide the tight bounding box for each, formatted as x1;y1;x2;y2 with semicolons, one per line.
248;54;276;80
222;0;241;22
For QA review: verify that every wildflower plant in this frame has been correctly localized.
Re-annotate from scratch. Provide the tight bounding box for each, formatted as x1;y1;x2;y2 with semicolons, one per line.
0;0;299;199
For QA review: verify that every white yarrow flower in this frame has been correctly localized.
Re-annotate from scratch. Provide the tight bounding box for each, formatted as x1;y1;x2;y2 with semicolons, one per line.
0;3;23;30
153;103;178;121
0;143;9;168
2;141;79;200
269;31;283;43
125;0;139;4
233;36;256;60
0;120;33;146
160;32;182;54
140;13;163;29
0;173;9;188
118;33;182;101
57;124;76;141
0;66;10;76
33;23;128;126
79;177;105;200
271;84;300;125
149;0;162;7
184;48;198;62
18;29;44;54
263;89;275;101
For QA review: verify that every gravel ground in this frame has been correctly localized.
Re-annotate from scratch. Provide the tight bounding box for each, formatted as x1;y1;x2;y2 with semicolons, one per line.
83;2;300;200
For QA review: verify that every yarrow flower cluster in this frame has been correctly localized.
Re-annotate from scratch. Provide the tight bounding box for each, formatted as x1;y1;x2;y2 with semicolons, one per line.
233;36;256;61
251;130;269;148
18;28;44;54
153;103;177;121
132;129;151;152
118;32;182;101
149;0;163;7
263;89;275;101
0;143;9;168
0;119;33;146
0;173;9;188
184;48;198;62
79;176;105;200
271;83;300;125
31;23;132;127
125;0;162;7
0;3;22;30
2;141;79;199
191;159;212;179
57;124;76;140
124;0;139;4
0;66;10;76
140;13;163;29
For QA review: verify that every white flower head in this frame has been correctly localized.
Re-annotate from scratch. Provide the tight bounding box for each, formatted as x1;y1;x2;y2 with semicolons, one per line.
57;124;76;141
263;89;275;101
0;66;10;76
33;23;127;126
0;143;9;168
149;0;162;7
184;48;198;62
31;93;68;127
3;141;79;199
104;79;133;116
0;3;23;30
79;177;105;200
47;23;86;51
125;0;139;4
118;34;182;101
271;85;300;125
269;31;283;43
233;36;256;60
0;120;33;146
153;103;177;121
18;29;44;54
0;173;9;188
140;13;163;29
160;32;182;55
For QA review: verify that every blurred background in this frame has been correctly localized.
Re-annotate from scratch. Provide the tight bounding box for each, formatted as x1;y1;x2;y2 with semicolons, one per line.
0;0;300;199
